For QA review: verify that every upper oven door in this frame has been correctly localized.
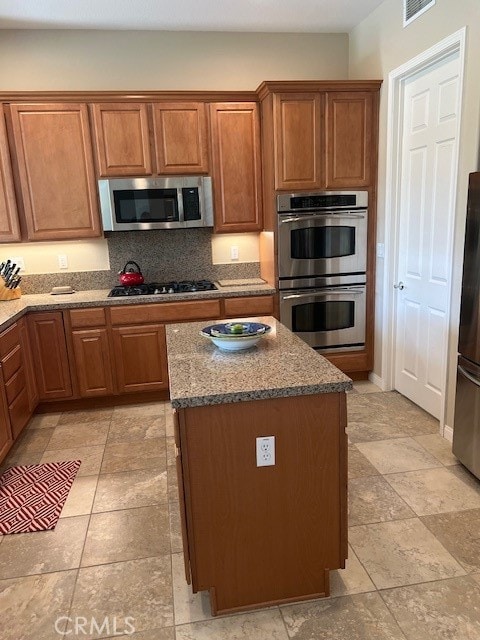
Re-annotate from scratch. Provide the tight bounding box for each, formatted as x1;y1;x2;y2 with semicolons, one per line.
278;210;367;279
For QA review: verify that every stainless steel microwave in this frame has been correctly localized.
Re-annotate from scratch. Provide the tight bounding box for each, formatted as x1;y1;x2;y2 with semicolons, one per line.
98;176;214;231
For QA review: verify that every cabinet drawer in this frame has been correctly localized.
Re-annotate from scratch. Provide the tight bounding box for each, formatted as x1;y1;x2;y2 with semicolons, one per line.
5;366;26;405
8;386;30;439
110;299;222;325
1;344;22;380
223;295;274;318
0;322;20;358
70;307;106;328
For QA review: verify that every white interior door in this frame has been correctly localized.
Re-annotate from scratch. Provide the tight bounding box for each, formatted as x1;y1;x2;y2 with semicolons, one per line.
394;50;460;419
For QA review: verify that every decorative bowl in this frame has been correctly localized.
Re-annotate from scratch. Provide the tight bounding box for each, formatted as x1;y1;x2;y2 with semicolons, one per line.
200;322;271;351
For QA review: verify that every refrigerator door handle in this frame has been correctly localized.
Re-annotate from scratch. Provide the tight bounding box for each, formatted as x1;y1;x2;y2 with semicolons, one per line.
458;364;480;388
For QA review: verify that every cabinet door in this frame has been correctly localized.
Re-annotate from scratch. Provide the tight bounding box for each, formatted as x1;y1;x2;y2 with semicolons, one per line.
0;368;12;464
325;92;373;188
112;324;169;394
152;102;209;174
210;103;262;233
72;328;115;398
273;93;324;190
28;312;72;400
91;103;152;177
0;110;21;242
8;103;101;240
18;317;39;413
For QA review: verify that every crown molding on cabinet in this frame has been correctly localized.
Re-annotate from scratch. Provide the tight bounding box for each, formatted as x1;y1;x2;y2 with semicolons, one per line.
0;90;259;103
0;81;383;104
256;80;382;100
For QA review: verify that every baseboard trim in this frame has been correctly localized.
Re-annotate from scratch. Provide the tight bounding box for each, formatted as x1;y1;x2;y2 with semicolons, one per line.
443;424;454;442
368;372;387;391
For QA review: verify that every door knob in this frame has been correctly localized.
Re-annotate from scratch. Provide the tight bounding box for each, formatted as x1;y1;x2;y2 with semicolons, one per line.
394;281;405;290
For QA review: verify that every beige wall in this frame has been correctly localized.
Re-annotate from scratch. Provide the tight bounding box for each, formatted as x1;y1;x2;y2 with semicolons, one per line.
0;29;348;274
349;0;480;428
0;30;348;90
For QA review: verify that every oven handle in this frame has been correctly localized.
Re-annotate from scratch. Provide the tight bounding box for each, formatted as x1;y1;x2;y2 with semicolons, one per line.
280;214;366;223
282;288;365;300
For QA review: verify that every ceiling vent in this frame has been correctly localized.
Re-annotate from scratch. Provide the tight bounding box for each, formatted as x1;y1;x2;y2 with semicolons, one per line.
404;0;435;27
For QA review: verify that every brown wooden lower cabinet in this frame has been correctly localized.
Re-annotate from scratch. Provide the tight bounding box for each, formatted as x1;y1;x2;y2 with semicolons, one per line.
112;324;169;394
28;312;73;400
175;392;347;615
4;295;273;408
71;328;115;397
0;320;37;445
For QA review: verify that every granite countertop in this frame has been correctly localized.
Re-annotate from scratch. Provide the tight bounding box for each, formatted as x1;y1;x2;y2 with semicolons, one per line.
166;316;352;409
0;282;276;332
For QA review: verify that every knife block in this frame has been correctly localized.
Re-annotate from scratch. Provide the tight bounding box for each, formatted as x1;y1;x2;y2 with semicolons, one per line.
0;280;21;300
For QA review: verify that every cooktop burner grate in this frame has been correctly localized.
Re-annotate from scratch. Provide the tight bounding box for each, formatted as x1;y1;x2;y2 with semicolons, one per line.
108;280;218;297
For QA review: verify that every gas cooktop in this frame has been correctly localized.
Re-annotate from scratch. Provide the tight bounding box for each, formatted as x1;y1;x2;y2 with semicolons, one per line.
108;280;218;297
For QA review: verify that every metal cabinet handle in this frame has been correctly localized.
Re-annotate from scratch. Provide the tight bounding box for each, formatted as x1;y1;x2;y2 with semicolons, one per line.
394;281;405;290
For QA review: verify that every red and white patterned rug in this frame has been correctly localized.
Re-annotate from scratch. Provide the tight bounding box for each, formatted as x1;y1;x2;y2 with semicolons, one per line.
0;460;81;534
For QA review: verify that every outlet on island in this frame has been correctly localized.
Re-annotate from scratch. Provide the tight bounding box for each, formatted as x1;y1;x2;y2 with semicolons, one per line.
256;435;275;467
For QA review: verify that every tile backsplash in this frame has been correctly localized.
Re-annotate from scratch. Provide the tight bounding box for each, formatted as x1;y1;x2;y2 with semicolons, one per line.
20;229;260;294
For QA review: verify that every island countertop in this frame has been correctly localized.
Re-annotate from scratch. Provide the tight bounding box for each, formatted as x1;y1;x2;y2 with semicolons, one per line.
166;316;352;408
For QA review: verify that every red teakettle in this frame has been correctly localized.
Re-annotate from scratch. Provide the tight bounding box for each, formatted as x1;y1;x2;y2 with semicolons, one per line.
118;261;144;286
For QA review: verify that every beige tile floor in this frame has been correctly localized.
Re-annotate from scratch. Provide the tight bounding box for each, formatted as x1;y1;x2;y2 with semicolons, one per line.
0;386;480;639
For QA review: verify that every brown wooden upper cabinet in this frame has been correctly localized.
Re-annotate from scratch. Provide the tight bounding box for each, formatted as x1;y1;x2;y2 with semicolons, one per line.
209;103;262;233
261;84;379;196
91;103;152;177
273;93;324;191
0;110;21;242
152;102;209;174
91;101;209;176
8;103;101;241
325;92;373;189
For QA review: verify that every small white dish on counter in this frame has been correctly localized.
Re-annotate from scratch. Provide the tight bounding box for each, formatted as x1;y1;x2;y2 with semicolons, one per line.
200;322;271;351
50;286;76;295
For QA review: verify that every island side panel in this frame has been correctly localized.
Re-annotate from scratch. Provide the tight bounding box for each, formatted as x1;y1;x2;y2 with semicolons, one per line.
178;391;347;614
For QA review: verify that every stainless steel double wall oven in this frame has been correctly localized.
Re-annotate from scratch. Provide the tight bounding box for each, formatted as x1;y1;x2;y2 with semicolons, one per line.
278;191;368;352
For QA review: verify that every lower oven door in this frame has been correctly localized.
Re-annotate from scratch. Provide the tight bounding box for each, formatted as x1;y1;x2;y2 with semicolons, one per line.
279;286;366;351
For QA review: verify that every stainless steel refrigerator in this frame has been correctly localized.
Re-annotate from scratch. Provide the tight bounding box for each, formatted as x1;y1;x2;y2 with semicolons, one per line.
453;171;480;479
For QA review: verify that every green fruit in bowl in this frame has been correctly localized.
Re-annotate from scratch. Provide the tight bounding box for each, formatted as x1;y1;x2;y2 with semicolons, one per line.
230;323;245;334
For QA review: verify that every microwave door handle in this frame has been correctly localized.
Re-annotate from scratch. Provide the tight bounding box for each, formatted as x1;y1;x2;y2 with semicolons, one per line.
280;213;366;223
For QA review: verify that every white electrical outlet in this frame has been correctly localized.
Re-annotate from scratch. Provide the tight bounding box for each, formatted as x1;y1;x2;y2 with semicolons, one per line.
58;254;68;269
256;436;275;467
230;245;239;261
376;243;385;259
10;257;25;271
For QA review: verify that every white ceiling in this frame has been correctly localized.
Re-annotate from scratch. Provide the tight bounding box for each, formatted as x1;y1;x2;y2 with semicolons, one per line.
0;0;385;32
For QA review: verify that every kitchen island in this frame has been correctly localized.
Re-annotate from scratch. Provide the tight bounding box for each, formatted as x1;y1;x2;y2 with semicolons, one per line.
166;317;352;615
